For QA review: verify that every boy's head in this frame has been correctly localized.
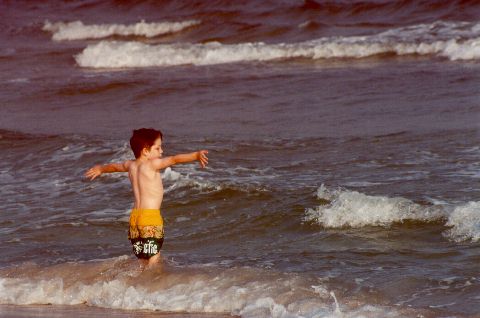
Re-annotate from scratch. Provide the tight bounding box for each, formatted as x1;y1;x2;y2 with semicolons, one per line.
130;128;163;159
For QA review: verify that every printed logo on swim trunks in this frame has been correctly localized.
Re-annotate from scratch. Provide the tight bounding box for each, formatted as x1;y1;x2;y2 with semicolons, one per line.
143;240;158;255
133;241;143;254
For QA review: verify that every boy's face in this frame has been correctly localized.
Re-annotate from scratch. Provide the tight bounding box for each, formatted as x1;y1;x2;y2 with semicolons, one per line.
146;137;163;159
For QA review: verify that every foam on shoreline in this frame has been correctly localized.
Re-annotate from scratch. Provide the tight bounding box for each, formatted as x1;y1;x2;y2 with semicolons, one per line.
0;257;407;318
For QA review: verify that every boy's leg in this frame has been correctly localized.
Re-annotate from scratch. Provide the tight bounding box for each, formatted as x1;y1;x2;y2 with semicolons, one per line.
145;236;163;268
147;252;161;268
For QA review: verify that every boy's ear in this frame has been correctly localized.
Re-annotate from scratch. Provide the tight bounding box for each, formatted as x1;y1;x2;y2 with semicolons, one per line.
141;147;150;157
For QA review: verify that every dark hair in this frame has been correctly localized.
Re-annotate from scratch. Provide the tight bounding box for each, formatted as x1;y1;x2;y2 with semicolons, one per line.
129;128;163;159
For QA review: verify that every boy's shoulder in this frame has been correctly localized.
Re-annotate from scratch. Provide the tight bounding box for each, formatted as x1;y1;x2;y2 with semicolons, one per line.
123;160;135;170
134;158;159;172
142;157;169;172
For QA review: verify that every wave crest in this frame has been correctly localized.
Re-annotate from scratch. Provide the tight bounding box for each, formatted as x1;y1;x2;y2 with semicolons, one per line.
43;20;200;41
74;21;480;68
0;258;388;318
304;185;480;243
304;185;444;228
444;201;480;242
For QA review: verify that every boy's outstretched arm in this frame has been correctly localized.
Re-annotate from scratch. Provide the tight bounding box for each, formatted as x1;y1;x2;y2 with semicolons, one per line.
85;161;131;181
152;150;208;170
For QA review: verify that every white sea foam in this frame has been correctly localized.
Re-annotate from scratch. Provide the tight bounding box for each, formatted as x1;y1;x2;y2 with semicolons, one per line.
162;167;221;193
304;185;444;228
0;259;404;318
75;21;480;68
444;201;480;242
305;185;480;243
43;20;200;41
162;165;268;195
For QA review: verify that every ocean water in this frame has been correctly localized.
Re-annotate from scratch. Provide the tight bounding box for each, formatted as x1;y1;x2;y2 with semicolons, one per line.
0;1;479;317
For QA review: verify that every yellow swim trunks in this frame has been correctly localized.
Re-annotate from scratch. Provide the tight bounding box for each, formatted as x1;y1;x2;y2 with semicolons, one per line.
128;209;164;240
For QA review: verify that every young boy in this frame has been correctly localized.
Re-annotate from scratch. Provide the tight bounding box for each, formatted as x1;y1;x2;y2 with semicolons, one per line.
85;128;208;269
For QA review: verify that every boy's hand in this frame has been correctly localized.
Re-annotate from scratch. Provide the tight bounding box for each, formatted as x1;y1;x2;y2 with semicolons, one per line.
85;165;103;180
197;150;209;168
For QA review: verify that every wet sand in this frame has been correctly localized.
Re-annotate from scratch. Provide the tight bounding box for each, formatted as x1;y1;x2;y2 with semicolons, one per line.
0;305;238;318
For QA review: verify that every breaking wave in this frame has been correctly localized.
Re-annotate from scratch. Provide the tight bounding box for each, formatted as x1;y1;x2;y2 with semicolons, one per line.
43;20;200;41
75;21;480;68
444;201;480;242
304;185;480;243
0;257;406;318
162;167;221;193
304;184;445;228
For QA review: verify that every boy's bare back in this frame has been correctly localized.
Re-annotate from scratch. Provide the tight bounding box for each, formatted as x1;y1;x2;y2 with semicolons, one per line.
127;159;164;210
